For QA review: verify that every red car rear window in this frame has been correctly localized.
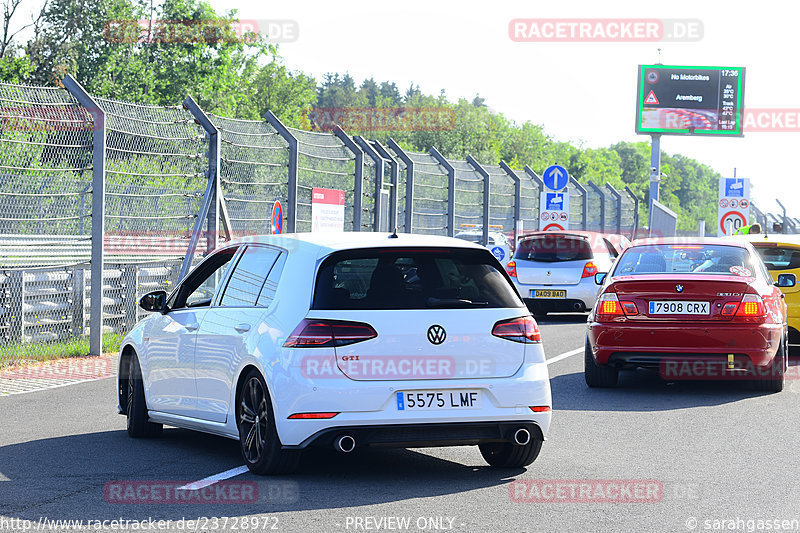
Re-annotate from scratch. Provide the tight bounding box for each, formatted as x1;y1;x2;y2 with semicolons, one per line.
613;244;757;276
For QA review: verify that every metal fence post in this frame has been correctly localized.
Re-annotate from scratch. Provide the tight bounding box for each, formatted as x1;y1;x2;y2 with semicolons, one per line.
71;265;86;339
605;183;622;233
466;155;491;245
332;126;364;232
499;161;522;240
386;139;414;233
373;140;399;232
263;111;298;233
181;97;235;279
9;270;24;343
354;136;384;232
429;147;456;237
63;75;105;356
624;186;640;240
122;264;139;333
569;178;588;231
586;180;606;232
523;166;545;189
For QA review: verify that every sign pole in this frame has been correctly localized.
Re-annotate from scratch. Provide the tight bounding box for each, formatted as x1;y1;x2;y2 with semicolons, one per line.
649;134;661;229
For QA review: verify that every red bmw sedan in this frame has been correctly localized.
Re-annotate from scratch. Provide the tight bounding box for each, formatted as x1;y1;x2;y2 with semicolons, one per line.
585;238;796;392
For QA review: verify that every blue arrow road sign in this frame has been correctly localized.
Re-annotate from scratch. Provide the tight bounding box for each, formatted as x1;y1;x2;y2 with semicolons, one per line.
543;165;569;191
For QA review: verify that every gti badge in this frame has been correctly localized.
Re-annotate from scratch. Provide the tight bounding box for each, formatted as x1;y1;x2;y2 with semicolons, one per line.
427;325;446;345
676;284;684;293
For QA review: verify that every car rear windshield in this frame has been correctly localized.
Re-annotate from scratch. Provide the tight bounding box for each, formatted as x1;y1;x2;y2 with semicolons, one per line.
312;248;524;310
754;245;800;271
612;244;757;276
515;235;593;262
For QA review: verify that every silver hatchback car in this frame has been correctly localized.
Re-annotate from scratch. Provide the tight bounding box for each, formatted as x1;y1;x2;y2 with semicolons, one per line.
505;232;630;316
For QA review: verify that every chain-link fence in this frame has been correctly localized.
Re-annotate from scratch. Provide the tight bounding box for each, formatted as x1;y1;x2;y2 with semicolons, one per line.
0;77;641;366
211;115;288;237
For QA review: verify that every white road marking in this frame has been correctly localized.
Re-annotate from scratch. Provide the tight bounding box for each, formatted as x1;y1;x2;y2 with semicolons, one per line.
177;465;249;491
546;347;583;365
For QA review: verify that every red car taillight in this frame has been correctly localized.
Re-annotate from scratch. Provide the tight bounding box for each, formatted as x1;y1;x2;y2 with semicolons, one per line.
735;294;767;318
283;319;377;348
581;261;598;278
506;260;517;278
492;315;541;343
595;292;637;319
596;293;624;319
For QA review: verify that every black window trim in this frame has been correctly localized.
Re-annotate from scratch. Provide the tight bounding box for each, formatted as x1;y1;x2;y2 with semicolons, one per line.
166;244;243;312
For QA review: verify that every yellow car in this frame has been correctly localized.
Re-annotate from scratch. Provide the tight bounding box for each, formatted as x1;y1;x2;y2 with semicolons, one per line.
738;234;800;348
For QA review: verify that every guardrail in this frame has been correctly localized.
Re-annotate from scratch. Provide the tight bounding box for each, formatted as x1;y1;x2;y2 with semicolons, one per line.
0;260;181;354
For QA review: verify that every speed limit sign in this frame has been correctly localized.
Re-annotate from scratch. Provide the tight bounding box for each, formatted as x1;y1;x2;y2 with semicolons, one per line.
719;210;747;235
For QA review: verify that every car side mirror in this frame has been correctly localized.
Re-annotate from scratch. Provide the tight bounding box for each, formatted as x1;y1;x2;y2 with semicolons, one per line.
777;273;796;288
139;290;168;313
595;273;607;285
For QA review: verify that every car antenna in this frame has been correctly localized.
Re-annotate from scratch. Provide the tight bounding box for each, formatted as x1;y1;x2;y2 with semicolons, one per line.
389;226;399;239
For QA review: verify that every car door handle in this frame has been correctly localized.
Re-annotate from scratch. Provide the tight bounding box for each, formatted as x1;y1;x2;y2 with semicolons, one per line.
234;323;251;333
185;323;199;332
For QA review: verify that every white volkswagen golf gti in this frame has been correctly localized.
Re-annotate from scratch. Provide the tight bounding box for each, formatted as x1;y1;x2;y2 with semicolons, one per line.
118;232;552;475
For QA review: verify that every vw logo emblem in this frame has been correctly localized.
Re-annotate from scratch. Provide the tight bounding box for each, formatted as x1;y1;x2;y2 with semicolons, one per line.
676;284;684;293
427;325;446;345
546;271;551;276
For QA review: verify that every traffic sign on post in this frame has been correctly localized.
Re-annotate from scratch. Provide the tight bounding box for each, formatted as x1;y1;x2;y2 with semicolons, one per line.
272;200;283;235
542;165;569;191
717;177;750;236
539;191;570;231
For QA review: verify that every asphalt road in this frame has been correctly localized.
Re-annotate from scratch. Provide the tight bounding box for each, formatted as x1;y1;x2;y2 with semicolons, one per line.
2;313;800;533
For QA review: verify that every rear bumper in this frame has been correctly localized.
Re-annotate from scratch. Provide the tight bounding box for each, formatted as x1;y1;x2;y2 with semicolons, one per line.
587;321;782;367
524;298;587;313
287;421;545;449
512;278;599;311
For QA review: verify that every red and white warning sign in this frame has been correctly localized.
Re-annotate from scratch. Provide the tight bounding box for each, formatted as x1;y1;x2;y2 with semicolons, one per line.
311;187;345;232
644;90;659;105
542;223;565;232
717;177;750;236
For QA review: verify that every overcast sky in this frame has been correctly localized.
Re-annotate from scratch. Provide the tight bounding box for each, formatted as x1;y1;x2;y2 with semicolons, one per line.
13;0;799;217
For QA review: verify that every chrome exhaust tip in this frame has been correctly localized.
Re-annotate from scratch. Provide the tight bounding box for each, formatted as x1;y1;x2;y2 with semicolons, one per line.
334;434;356;453
513;428;531;446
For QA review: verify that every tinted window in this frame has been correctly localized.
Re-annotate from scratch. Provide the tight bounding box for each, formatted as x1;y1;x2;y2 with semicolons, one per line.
313;248;523;310
755;246;800;271
220;246;281;307
515;235;593;262
612;244;757;276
